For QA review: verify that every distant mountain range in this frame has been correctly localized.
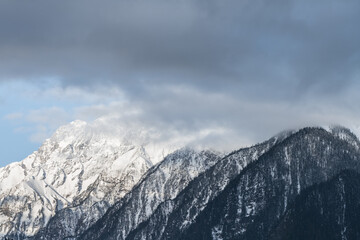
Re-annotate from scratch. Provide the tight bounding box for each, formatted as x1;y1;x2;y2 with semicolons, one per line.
1;122;360;240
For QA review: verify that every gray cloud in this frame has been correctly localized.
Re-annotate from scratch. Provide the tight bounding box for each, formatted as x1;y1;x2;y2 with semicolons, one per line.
70;84;360;149
1;0;360;148
1;0;359;95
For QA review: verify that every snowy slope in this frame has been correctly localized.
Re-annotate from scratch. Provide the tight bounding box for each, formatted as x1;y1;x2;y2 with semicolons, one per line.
34;148;222;240
0;120;178;238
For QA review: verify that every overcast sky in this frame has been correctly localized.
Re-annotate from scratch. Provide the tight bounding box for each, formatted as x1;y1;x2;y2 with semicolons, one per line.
1;0;360;166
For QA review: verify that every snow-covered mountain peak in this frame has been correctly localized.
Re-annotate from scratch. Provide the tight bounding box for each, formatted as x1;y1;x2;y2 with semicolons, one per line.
35;119;180;167
0;120;181;238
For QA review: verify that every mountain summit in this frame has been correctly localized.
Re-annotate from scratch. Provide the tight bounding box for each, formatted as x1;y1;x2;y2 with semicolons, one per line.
0;120;179;238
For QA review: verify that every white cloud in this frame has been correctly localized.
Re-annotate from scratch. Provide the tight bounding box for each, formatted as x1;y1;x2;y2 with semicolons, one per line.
4;112;23;120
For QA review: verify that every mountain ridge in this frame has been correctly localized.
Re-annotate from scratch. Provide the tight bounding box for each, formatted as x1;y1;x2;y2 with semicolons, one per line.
178;127;360;239
2;124;360;240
